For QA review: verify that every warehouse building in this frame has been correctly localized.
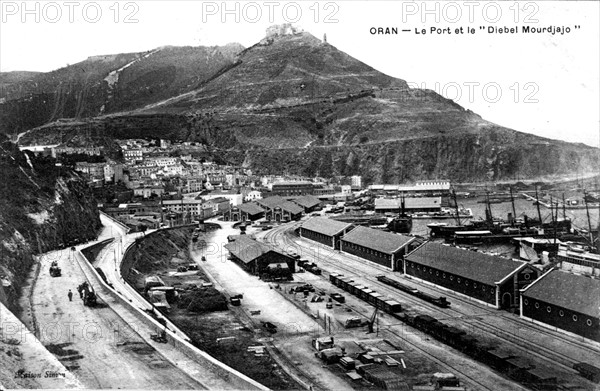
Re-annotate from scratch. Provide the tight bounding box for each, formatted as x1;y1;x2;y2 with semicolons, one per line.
520;269;600;342
223;202;265;222
340;226;418;271
299;217;354;250
271;181;314;196
224;236;296;279
257;196;304;222
292;194;322;213
374;197;442;214
405;242;539;309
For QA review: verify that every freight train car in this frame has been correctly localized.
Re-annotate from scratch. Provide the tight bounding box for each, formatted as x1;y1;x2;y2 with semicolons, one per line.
398;312;558;390
329;273;402;314
376;275;450;308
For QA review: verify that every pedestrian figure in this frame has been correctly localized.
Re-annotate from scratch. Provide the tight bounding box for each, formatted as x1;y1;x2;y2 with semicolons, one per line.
68;289;73;302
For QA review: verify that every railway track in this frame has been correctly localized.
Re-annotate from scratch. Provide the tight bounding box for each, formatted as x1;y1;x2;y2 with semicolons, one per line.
262;231;507;390
261;223;598;389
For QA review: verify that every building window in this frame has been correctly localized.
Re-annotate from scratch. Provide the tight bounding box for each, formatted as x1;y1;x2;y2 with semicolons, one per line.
573;315;578;322
524;273;531;280
524;299;528;305
535;302;540;309
443;273;446;278
546;306;551;313
473;282;477;288
436;271;439;276
450;276;454;281
457;277;461;283
559;310;564;317
587;319;593;326
465;280;469;286
429;268;433;274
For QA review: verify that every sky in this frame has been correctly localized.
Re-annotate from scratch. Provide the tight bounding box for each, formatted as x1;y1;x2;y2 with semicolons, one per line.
1;1;598;146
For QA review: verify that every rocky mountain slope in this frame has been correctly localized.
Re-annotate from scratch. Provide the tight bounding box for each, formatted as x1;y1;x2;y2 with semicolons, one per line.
10;26;599;182
0;137;101;311
0;44;243;136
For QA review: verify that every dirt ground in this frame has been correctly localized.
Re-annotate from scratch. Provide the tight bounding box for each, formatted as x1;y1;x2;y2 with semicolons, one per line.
23;224;203;389
126;227;302;390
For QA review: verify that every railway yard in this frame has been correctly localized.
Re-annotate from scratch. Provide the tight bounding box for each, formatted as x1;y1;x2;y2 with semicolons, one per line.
7;212;599;391
252;219;600;391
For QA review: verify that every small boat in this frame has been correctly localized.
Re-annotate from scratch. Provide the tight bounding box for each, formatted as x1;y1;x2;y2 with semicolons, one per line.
412;207;473;220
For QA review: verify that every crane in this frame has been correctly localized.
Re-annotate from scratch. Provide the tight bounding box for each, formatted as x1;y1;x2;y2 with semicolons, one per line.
367;308;378;334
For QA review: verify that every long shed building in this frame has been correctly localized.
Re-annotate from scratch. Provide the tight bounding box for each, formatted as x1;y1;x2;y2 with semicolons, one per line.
340;226;418;271
224;236;296;279
404;242;539;309
520;269;600;342
299;217;354;250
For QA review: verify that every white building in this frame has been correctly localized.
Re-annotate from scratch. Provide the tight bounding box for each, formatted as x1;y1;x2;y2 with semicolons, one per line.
244;190;262;202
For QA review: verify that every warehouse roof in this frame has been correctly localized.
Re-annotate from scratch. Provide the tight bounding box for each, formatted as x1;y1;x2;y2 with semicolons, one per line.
224;236;273;264
341;226;415;254
280;200;304;215
522;269;600;318
257;196;286;209
238;202;265;215
256;196;303;214
301;217;354;237
405;242;526;285
293;195;321;209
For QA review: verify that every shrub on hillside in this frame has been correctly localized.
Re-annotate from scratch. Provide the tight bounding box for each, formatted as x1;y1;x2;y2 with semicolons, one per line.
179;288;228;313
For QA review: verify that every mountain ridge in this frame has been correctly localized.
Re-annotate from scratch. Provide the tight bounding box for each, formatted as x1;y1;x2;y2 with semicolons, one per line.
7;27;599;182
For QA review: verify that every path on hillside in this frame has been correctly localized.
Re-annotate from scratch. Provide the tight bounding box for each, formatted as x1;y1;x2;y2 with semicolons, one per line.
29;222;202;389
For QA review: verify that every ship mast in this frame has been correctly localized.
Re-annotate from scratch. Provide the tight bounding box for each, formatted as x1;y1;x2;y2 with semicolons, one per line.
550;195;557;244
452;188;461;226
584;189;594;246
510;186;516;226
485;190;493;224
562;193;567;220
535;186;542;224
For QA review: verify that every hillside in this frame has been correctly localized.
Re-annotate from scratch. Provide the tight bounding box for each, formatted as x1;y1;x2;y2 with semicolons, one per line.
0;137;101;311
0;44;244;136
11;26;600;182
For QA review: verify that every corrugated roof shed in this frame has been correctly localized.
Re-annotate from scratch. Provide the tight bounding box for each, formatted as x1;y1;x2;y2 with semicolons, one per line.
238;202;265;215
405;242;525;285
523;269;600;318
280;200;304;214
301;217;353;237
224;236;272;264
257;196;286;209
293;195;321;209
256;196;303;214
342;226;415;254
